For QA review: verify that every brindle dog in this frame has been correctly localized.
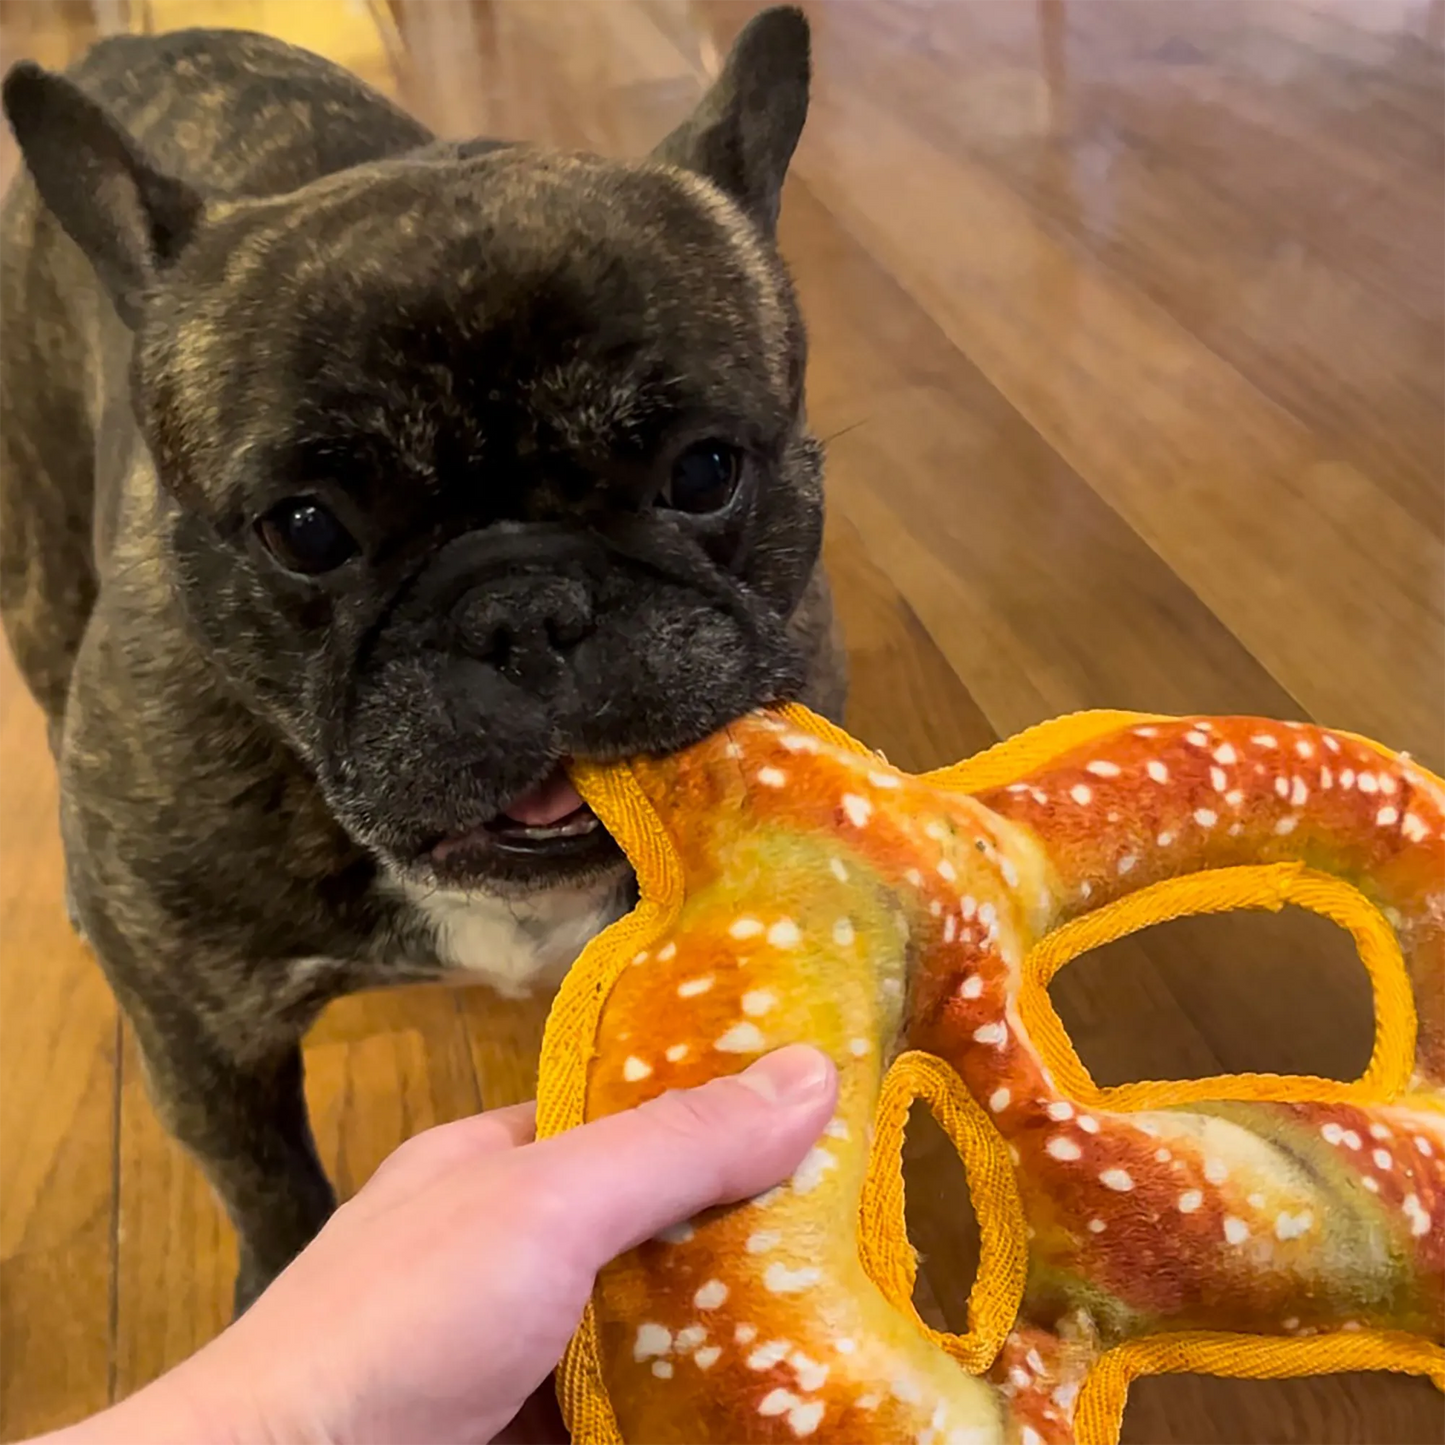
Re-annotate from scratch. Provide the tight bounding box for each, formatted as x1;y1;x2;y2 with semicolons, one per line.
0;6;844;1311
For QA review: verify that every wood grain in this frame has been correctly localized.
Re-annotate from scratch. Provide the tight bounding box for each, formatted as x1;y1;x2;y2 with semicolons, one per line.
0;1;1440;1440
0;653;116;1440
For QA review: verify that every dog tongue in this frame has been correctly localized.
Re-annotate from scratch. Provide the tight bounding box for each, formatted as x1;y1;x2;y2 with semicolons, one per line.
502;769;585;827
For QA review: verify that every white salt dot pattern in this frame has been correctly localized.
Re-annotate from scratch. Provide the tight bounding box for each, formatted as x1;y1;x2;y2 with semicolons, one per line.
715;1023;765;1053
748;1340;790;1370
792;1147;837;1194
758;1387;798;1414
1275;1210;1312;1241
768;919;802;949
764;1263;822;1293
635;1323;672;1359
1404;1195;1432;1237
790;1352;829;1391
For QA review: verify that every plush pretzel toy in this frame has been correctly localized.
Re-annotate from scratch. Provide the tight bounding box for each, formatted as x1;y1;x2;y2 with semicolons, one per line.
535;708;1445;1444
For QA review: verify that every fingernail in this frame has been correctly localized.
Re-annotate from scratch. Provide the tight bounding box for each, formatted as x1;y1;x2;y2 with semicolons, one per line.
737;1045;834;1105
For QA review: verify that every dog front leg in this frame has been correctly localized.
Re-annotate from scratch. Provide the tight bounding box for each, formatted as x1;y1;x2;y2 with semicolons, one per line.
124;1000;337;1315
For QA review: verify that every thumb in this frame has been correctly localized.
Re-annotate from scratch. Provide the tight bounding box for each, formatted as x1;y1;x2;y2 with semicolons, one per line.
520;1045;837;1270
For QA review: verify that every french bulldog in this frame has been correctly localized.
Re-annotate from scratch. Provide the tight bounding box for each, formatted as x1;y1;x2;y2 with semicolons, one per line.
0;5;845;1310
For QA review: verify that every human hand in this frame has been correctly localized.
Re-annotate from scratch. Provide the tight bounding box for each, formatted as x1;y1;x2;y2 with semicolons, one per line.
47;1044;837;1445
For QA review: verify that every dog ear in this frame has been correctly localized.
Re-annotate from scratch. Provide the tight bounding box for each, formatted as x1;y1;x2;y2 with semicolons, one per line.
3;61;203;327
651;5;810;235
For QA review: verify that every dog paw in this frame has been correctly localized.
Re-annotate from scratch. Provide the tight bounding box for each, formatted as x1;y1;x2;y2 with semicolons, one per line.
63;880;89;944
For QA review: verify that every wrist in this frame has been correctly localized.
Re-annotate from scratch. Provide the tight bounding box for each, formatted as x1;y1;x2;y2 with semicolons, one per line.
36;1336;288;1445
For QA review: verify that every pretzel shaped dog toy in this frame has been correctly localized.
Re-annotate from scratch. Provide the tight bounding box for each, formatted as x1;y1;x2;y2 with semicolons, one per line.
536;708;1445;1443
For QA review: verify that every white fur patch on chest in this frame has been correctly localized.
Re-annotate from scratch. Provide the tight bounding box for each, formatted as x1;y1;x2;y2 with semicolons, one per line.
398;872;627;998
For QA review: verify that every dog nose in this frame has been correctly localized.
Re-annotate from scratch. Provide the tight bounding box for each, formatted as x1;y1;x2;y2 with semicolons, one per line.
454;577;595;680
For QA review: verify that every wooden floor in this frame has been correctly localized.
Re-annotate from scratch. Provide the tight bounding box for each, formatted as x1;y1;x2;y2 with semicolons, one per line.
1;0;1442;1440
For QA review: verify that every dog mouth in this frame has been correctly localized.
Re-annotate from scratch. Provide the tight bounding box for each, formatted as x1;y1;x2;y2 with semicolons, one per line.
427;765;611;871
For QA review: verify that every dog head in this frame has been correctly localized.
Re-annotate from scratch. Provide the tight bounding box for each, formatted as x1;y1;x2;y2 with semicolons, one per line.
5;8;827;893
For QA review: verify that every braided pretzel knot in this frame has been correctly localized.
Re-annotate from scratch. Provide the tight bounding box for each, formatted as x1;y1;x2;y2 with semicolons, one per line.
537;709;1445;1444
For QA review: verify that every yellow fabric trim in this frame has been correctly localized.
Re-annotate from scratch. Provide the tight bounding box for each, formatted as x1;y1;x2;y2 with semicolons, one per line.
537;708;1440;1442
923;709;1164;792
535;757;683;1445
858;1052;1028;1372
1019;863;1416;1109
777;701;878;758
1074;1331;1445;1445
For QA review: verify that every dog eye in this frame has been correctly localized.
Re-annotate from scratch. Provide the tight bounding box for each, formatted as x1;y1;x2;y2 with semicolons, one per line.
659;441;742;515
257;499;358;575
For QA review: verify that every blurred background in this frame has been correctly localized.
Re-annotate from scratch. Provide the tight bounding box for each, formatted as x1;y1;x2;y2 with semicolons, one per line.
0;1;1440;1440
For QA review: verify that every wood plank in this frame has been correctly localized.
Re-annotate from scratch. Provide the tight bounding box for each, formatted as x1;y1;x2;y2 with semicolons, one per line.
792;81;1443;766
847;19;1443;533
784;175;1308;734
0;650;117;1440
459;987;553;1111
304;988;483;1198
823;509;997;775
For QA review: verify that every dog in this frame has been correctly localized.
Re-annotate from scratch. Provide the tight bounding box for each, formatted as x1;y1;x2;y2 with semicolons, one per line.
0;5;845;1310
